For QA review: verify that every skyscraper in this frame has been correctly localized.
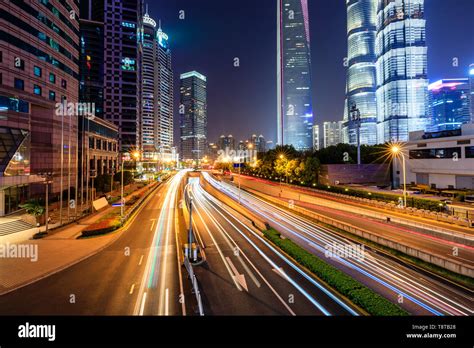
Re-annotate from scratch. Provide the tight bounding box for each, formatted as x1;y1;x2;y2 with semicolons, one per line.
102;0;143;153
180;71;207;163
312;125;321;151
375;0;428;143
277;0;314;150
343;0;378;146
140;11;174;160
323;121;344;148
428;79;471;132
470;63;474;123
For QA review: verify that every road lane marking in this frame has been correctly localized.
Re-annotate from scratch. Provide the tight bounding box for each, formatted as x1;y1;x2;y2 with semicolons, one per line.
226;256;248;292
138;255;144;266
165;288;169;316
129;284;135;295
139;292;147;315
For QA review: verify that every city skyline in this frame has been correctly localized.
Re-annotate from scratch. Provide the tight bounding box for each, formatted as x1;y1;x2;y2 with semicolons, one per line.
148;0;474;145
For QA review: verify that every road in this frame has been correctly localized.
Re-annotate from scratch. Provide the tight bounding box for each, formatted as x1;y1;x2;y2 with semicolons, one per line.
0;172;189;315
202;172;474;316
186;177;359;315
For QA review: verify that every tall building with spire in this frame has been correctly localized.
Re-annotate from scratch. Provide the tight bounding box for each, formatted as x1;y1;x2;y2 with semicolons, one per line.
343;0;378;146
375;0;429;143
140;8;174;161
277;0;314;150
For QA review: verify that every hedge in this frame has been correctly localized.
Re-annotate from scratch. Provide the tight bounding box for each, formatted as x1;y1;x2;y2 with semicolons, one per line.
81;218;121;237
263;228;408;316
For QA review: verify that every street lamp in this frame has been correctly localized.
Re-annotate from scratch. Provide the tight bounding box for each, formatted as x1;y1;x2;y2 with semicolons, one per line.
234;156;242;204
390;145;407;208
38;172;54;234
350;104;361;166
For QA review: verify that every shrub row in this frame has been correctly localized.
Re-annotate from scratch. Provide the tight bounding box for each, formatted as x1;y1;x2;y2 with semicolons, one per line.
263;228;408;316
310;183;443;211
81;218;122;237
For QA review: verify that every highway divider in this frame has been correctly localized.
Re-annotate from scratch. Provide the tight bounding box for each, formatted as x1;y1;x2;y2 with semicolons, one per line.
263;228;407;316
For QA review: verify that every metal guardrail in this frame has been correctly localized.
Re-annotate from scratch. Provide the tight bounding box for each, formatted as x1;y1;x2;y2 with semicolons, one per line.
183;257;204;316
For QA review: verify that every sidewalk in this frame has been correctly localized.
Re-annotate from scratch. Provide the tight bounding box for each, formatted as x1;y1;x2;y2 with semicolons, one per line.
0;181;160;295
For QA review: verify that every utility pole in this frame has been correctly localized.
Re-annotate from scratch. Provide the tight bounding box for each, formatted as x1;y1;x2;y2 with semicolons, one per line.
121;157;124;221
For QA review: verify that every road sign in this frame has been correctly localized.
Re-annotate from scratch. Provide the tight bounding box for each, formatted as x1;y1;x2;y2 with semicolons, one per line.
233;163;243;168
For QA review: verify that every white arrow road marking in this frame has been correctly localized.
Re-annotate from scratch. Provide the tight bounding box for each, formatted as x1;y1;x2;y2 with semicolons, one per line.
226;257;248;292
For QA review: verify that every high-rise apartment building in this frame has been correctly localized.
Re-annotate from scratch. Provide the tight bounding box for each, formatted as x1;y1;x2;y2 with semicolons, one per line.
180;71;207;163
343;0;378;146
375;0;429;143
323;121;344;148
140;11;174;160
428;79;471;132
277;0;314;150
0;0;80;216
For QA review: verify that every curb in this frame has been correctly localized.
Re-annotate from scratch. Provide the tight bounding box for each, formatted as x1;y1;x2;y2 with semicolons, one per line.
0;180;166;297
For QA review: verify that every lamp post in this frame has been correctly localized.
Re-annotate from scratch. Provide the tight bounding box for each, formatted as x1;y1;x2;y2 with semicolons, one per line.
234;156;242;204
120;154;125;221
391;145;407;208
38;172;54;233
350;104;361;166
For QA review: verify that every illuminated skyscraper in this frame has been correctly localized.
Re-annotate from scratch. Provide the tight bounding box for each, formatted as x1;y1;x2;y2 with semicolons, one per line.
428;79;471;132
140;11;174;160
375;0;429;143
180;71;207;162
470;63;474;123
277;0;314;150
343;0;378;146
103;0;143;153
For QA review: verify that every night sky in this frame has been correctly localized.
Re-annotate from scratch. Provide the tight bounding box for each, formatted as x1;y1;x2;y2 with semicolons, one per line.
147;0;474;146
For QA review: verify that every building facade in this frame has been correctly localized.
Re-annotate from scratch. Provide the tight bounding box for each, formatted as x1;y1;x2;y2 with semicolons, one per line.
277;0;314;150
393;124;474;190
102;0;143;153
343;0;378;146
179;71;207;163
218;134;235;152
428;79;471;132
78;116;119;201
0;0;80;216
312;124;321;151
323;121;344;148
375;0;429;143
140;12;173;161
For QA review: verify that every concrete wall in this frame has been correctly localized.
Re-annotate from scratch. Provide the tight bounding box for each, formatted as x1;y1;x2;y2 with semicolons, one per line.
319;164;391;186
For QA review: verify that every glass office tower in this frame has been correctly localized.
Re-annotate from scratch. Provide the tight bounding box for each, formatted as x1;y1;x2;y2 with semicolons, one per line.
428;79;471;132
343;0;378;146
375;0;429;143
277;0;314;150
180;71;207;163
140;12;174;159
